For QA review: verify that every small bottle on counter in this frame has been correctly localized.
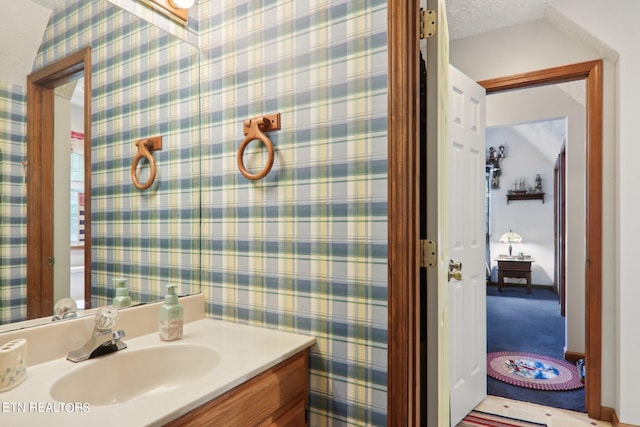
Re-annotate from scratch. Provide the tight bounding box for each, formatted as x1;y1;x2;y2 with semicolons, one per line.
159;284;183;341
112;277;132;309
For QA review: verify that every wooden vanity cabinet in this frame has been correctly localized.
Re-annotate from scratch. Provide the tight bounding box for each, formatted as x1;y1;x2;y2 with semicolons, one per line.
166;350;309;426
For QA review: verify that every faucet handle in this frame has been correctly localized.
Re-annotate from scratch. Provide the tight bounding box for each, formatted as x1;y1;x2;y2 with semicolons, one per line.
52;297;78;321
94;305;119;331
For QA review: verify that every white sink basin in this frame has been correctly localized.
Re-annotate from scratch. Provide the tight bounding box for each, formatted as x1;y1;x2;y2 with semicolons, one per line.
2;317;315;427
50;344;219;406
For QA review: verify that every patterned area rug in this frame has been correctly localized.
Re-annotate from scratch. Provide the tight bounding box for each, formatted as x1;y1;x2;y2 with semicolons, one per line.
487;351;584;391
457;410;547;427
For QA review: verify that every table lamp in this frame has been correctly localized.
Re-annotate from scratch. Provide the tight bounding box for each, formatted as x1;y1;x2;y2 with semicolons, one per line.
499;230;522;257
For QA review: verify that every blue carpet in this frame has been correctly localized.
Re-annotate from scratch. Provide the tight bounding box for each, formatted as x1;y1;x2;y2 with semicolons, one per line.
487;285;585;412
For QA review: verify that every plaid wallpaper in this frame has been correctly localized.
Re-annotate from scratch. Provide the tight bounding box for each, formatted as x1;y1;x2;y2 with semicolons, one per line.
34;0;201;306
199;0;388;425
3;0;388;424
0;82;27;324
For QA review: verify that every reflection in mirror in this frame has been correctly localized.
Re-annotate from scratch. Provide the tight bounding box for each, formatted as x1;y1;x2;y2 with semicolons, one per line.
57;78;87;307
27;46;92;320
1;0;201;330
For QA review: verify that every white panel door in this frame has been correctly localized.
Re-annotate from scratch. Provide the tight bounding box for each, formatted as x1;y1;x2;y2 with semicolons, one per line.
448;64;487;426
424;0;451;425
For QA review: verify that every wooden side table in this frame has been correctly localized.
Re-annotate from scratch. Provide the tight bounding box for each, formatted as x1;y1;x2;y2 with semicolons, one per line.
497;258;534;294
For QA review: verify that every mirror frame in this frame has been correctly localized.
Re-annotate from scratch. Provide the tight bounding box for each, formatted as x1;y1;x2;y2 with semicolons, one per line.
26;47;92;319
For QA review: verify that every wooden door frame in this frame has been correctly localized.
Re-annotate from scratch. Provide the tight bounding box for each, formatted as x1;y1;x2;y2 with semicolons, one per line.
554;146;567;317
26;47;92;319
387;1;421;425
478;60;603;420
386;0;604;418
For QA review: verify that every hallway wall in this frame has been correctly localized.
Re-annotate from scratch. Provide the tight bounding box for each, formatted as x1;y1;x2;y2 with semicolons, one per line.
486;123;557;287
484;84;586;355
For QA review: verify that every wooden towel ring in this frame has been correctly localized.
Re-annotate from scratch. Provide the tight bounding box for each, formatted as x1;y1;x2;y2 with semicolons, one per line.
237;116;279;180
131;137;162;190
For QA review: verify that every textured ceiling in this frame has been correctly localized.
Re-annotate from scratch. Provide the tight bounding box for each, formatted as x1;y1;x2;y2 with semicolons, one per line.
0;0;52;85
1;0;82;96
445;0;551;40
29;0;65;8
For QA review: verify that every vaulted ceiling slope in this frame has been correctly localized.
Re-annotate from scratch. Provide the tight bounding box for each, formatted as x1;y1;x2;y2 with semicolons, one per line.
0;0;58;86
445;0;550;40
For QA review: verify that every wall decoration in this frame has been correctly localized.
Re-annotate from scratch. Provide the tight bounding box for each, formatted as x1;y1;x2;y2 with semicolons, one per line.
507;174;545;204
486;144;505;188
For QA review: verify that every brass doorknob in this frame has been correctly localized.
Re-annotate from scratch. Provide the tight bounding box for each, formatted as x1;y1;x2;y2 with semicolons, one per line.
448;259;463;281
448;270;462;281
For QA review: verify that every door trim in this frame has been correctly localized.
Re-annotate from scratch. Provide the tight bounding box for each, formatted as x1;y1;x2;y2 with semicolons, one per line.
386;4;604;417
26;47;92;318
387;0;421;425
478;59;603;419
387;0;606;418
554;146;567;317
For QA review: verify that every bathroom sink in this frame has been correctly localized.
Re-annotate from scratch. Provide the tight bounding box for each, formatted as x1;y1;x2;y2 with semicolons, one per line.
50;344;219;406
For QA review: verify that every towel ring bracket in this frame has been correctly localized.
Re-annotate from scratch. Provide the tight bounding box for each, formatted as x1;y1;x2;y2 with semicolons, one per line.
243;113;281;135
237;113;281;180
131;136;162;190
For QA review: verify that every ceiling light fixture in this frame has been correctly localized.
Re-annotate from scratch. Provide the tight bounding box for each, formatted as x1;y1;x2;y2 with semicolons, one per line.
168;0;195;9
142;0;191;26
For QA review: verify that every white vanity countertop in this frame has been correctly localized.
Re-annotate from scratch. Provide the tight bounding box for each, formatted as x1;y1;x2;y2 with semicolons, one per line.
0;319;315;426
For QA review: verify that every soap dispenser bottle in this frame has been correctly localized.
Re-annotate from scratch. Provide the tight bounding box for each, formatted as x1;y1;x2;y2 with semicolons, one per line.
159;284;183;341
112;277;132;309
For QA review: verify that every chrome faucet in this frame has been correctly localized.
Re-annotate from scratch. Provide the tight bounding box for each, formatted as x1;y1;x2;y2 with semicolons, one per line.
52;297;78;321
67;306;127;363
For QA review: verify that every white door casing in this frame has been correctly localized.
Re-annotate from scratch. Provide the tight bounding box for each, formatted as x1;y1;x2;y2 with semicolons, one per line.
447;65;487;426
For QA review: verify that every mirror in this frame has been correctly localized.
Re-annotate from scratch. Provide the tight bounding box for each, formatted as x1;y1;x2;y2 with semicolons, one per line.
0;0;201;329
27;46;93;320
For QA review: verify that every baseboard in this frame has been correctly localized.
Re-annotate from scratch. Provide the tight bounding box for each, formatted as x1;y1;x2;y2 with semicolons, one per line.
564;350;584;363
602;406;614;422
607;406;640;427
486;282;555;291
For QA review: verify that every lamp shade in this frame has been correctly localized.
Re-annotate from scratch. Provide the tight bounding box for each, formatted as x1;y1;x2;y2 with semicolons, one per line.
500;230;522;256
499;231;522;244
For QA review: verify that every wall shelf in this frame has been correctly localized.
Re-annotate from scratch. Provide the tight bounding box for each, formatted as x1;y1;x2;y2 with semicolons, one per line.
506;192;545;204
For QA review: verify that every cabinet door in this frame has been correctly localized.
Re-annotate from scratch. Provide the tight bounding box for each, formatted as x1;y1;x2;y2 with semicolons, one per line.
166;351;309;427
268;400;306;427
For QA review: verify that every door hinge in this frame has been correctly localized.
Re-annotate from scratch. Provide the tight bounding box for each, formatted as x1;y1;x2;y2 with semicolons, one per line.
420;240;437;268
47;256;55;266
420;9;436;39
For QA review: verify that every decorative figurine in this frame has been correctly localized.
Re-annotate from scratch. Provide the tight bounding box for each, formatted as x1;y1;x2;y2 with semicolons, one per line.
486;145;505;189
534;173;543;193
